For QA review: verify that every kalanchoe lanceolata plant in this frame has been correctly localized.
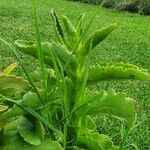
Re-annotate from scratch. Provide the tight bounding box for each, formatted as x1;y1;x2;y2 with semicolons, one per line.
0;9;150;150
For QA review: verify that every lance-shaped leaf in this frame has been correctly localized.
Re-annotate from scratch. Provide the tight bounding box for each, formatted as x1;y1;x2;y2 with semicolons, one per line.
88;62;150;83
14;40;77;77
75;13;85;36
2;62;17;75
61;15;79;47
74;132;118;150
51;9;64;44
76;90;137;125
51;10;72;50
0;75;31;97
79;23;117;56
18;116;44;145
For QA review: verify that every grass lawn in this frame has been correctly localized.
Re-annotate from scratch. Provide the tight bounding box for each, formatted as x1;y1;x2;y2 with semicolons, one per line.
0;0;150;149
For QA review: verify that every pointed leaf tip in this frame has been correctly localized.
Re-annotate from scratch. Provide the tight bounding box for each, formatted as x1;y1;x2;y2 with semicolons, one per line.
79;22;118;56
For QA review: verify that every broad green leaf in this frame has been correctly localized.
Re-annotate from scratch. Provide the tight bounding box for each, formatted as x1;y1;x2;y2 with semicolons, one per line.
2;63;17;75
0;75;31;97
75;132;118;150
76;90;137;125
18;116;44;145
0;130;63;150
79;23;117;56
88;62;150;83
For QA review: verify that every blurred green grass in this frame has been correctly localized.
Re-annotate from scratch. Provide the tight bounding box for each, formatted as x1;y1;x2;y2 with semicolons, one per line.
0;0;150;149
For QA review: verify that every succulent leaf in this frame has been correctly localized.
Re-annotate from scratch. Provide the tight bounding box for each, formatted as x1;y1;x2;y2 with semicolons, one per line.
88;62;150;83
51;9;64;44
75;13;85;36
14;40;77;77
79;23;117;56
61;15;79;47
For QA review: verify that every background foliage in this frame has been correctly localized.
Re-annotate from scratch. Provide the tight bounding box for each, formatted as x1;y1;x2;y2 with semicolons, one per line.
70;0;150;15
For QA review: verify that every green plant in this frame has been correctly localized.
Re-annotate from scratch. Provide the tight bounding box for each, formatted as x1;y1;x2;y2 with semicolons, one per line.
0;6;150;150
